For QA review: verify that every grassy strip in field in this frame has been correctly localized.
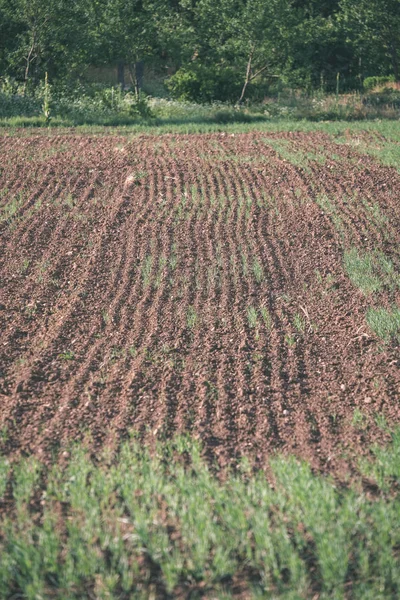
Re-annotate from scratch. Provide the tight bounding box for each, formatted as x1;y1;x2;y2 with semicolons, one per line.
1;433;400;599
263;138;327;172
3;118;400;140
334;135;400;172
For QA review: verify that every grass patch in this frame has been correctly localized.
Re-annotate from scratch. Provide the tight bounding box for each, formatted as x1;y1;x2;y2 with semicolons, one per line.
366;306;400;342
186;305;197;329
360;428;400;492
338;137;400;172
344;248;399;295
264;138;326;171
141;254;153;288
0;191;25;228
1;435;400;598
316;194;346;239
247;306;258;328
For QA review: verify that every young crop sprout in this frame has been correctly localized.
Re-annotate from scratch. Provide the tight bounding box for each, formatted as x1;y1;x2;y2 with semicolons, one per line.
247;306;258;328
293;313;306;333
142;254;153;288
240;246;248;277
169;244;178;271
20;258;30;273
285;334;296;347
187;306;197;329
58;350;74;360
352;408;367;429
260;306;272;331
154;256;167;288
252;258;264;284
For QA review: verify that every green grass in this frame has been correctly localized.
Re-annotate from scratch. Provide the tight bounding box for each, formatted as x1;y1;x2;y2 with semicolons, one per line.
186;305;198;329
1;434;400;599
0;191;25;228
293;313;306;333
344;248;399;295
316;194;346;239
247;306;258;328
337;136;400;172
3;116;400;140
366;306;400;342
141;254;153;288
252;258;264;284
2;87;400;135
360;428;400;492
58;350;75;361
260;306;272;331
264;139;326;171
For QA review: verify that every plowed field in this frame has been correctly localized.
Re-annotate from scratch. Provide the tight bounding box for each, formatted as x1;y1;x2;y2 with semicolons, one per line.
1;131;399;474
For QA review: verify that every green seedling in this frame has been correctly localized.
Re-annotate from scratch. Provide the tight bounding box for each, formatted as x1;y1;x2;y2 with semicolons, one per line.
352;408;367;430
293;313;306;333
19;258;30;274
58;350;75;361
247;306;258;328
260;306;272;331
186;306;197;329
142;254;153;288
285;334;296;347
252;258;264;284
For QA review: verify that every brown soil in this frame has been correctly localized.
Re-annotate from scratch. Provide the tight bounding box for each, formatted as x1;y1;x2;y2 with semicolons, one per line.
0;130;399;476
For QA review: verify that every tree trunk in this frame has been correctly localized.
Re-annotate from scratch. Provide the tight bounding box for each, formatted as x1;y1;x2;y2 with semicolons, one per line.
237;48;254;105
24;34;37;95
390;41;399;81
117;61;125;90
128;62;144;98
135;61;144;97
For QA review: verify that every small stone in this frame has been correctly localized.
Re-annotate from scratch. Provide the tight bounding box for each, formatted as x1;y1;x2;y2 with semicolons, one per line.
340;384;346;391
62;451;70;459
364;397;372;404
283;409;289;416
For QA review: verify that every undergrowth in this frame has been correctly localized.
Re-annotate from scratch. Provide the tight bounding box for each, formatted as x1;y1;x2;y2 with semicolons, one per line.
1;78;400;129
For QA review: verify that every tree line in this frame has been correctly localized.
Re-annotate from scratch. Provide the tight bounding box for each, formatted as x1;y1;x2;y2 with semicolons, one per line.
0;0;399;103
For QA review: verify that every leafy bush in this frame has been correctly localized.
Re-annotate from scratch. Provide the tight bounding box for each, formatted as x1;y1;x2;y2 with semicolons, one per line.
126;94;154;118
0;77;41;118
166;64;244;103
363;75;396;92
0;78;155;125
363;88;400;109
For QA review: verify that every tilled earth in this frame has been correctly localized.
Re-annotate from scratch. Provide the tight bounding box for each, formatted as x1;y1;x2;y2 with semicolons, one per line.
0;130;399;475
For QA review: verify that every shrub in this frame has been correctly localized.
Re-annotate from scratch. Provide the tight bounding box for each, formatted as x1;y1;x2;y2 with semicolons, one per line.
363;75;396;92
166;64;243;103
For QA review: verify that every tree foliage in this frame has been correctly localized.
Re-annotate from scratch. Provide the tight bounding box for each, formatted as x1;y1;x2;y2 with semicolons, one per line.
1;0;399;101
